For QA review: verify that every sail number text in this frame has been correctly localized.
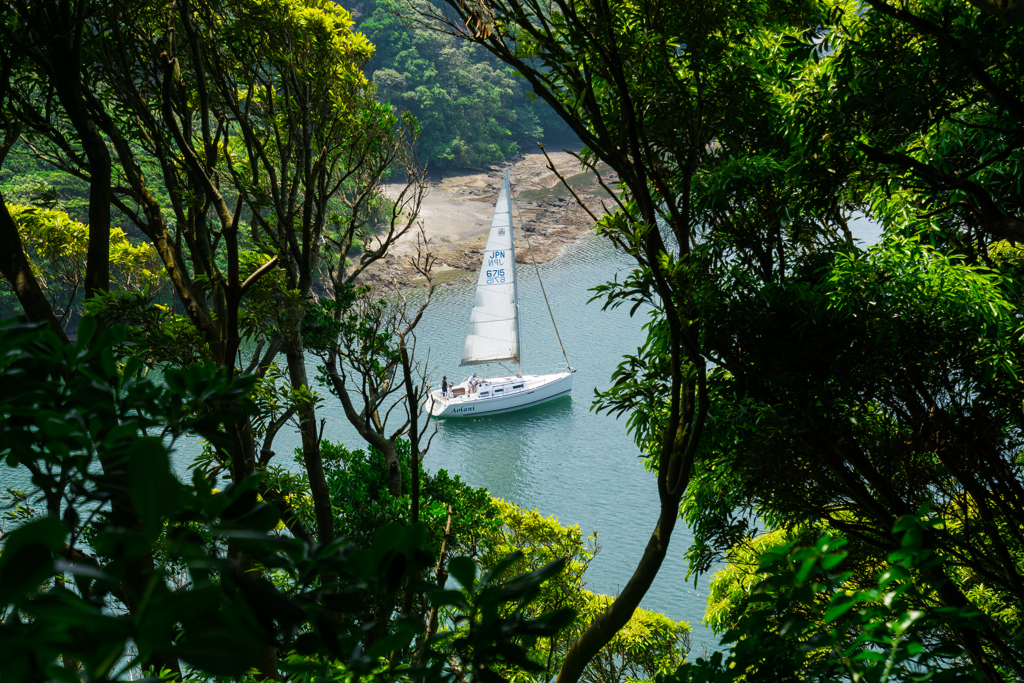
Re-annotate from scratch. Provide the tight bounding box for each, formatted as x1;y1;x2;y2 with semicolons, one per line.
485;251;507;284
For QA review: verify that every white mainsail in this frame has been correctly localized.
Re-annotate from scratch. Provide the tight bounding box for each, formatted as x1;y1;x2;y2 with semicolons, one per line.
461;172;520;366
429;169;575;418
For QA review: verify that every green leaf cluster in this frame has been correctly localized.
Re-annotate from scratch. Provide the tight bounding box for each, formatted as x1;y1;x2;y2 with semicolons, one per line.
351;0;573;168
1;205;169;325
478;500;691;683
670;515;983;683
0;318;581;681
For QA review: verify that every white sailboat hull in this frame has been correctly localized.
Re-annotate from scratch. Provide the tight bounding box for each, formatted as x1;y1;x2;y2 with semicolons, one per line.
438;170;574;420
429;370;573;418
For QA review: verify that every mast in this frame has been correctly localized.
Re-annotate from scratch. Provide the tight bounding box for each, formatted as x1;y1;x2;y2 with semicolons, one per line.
506;170;523;377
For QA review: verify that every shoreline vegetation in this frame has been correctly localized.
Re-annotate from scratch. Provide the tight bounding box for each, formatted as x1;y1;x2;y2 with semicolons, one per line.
5;0;1024;679
365;147;613;288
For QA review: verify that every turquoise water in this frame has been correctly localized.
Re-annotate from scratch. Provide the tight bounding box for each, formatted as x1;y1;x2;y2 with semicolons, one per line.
313;232;721;653
311;217;879;655
1;217;880;658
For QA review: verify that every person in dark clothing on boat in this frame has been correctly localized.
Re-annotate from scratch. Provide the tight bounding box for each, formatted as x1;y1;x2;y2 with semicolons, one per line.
441;376;449;397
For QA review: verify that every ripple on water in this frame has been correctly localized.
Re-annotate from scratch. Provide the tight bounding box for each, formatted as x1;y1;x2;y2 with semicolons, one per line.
0;232;722;654
297;233;724;651
415;234;719;652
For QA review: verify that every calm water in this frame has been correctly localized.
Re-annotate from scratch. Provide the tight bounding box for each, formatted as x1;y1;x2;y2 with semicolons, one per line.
309;217;878;654
313;232;721;652
1;217;880;657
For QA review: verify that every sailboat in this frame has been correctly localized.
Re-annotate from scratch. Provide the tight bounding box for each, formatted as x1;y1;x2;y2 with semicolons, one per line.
428;170;574;418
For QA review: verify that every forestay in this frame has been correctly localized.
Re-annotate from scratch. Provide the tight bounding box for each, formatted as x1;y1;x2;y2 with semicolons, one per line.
461;172;520;365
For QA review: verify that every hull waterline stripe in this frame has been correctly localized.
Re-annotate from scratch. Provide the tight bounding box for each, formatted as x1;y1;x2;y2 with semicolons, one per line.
433;388;572;418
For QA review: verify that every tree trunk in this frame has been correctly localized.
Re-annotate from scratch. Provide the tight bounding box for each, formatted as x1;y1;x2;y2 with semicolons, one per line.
226;418;258;485
31;3;112;301
255;644;279;681
0;198;70;342
383;439;402;498
400;342;422;522
554;496;681;683
284;333;334;543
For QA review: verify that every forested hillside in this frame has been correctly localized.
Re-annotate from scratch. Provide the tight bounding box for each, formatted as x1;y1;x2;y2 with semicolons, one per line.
341;0;576;168
0;151;90;222
0;0;572;225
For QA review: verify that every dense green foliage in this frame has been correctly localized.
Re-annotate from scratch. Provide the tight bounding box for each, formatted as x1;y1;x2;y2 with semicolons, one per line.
6;0;1024;680
0;154;91;225
428;0;1024;679
0;204;168;321
671;516;983;683
672;0;1024;677
343;0;575;168
483;501;691;683
0;1;445;680
0;317;577;681
272;438;501;560
260;440;691;683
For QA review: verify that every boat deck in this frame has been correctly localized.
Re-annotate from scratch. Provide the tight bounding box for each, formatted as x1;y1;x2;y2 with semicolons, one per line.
428;370;573;417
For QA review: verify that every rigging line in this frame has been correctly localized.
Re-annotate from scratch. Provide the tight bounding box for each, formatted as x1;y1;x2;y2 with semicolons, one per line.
511;190;572;369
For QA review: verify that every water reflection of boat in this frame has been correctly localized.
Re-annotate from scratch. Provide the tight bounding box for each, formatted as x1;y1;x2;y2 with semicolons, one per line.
429;170;573;418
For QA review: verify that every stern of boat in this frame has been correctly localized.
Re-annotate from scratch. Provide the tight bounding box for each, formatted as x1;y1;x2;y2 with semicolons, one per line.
427;391;449;417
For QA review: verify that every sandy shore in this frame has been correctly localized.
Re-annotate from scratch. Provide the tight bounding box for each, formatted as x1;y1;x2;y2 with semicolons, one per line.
362;147;616;287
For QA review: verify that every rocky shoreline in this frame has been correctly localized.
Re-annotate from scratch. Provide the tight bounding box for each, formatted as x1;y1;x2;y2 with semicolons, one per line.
362;147;615;288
